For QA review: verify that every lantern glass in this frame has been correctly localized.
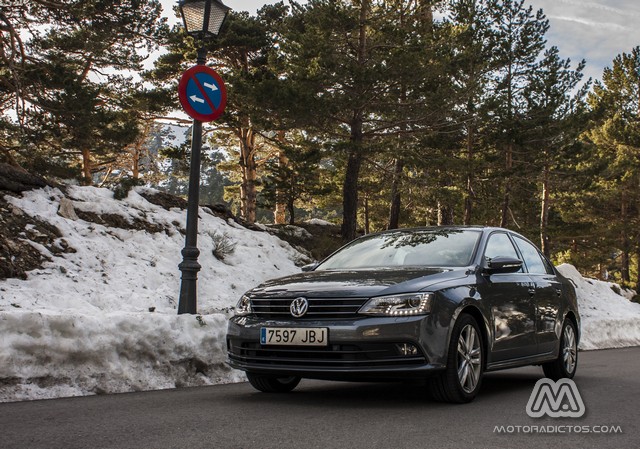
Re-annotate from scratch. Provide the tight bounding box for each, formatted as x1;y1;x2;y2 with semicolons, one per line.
206;1;230;35
180;0;206;34
179;0;230;38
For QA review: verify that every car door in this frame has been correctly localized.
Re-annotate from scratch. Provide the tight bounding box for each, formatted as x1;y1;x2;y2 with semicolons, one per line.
513;235;562;355
478;232;537;362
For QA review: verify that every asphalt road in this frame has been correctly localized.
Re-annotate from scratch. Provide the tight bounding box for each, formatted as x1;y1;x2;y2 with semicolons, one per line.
1;347;638;449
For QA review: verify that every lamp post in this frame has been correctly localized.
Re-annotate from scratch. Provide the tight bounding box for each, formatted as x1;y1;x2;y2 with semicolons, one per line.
177;0;230;315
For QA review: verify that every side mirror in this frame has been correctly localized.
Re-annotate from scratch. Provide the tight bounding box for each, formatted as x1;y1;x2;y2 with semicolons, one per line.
484;256;523;274
301;262;319;272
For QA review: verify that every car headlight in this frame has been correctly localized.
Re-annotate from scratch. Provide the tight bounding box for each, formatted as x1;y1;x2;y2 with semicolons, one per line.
235;294;253;316
359;292;433;316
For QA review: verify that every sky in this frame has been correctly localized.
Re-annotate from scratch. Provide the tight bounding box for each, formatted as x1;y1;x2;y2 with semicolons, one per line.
528;0;640;83
162;0;640;85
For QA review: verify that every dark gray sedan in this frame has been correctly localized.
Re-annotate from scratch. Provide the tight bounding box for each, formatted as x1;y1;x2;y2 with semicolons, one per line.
226;226;579;403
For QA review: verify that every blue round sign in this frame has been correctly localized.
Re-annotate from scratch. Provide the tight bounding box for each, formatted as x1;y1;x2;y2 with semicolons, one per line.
178;65;227;122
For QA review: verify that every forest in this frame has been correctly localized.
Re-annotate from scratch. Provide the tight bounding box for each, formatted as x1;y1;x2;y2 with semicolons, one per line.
1;0;639;290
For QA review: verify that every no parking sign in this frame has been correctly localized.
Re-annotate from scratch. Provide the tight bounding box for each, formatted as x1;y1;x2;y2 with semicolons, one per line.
178;65;227;122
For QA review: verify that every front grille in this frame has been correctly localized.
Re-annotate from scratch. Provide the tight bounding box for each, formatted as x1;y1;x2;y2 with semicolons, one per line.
228;341;426;368
250;297;369;319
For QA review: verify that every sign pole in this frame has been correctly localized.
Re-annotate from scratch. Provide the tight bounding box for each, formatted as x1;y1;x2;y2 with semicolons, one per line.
178;46;207;315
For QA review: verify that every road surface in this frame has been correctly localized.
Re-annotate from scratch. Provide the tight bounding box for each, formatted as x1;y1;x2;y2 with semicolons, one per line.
1;347;638;449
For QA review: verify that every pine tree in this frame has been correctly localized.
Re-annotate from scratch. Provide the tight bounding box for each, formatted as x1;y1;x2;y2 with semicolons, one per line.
261;133;325;225
484;0;549;227
0;0;168;182
521;47;587;256
269;0;451;240
583;47;640;288
444;0;497;225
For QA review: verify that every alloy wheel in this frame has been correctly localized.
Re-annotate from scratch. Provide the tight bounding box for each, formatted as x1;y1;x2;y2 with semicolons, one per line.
563;324;577;374
457;324;482;393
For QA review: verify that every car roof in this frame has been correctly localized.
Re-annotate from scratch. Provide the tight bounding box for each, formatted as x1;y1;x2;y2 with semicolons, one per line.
365;226;509;235
356;226;534;246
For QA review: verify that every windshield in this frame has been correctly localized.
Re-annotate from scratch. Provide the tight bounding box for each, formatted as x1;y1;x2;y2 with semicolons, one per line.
317;229;481;270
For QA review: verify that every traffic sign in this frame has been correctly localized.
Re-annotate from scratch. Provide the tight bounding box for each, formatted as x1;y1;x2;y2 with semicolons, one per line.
178;65;227;122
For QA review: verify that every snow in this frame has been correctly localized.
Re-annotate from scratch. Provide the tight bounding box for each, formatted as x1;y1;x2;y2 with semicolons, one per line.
1;186;639;403
0;311;243;401
2;186;302;314
304;218;336;226
270;224;312;239
556;264;640;350
1;186;303;402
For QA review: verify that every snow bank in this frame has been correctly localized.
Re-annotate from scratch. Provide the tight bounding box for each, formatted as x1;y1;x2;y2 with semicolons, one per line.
556;264;640;350
0;311;243;401
0;186;303;402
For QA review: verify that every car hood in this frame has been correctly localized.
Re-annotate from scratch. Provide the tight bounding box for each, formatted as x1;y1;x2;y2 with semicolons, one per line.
248;267;471;298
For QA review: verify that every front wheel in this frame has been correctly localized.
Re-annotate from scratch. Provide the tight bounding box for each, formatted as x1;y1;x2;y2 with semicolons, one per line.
428;314;484;403
542;319;578;380
246;373;301;393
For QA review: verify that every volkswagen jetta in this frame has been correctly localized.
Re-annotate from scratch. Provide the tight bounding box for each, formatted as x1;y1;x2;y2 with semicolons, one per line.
227;226;579;403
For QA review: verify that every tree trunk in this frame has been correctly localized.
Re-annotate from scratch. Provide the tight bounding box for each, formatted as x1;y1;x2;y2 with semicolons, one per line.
540;162;550;257
463;120;475;225
635;233;640;292
500;142;513;227
364;195;370;235
341;144;362;241
287;197;295;225
274;149;288;224
501;58;514;228
237;49;258;225
637;170;640;291
387;4;416;231
341;0;369;242
437;201;454;225
621;191;630;284
81;148;92;185
388;158;403;229
239;127;257;224
132;145;140;180
275;199;287;224
463;176;473;225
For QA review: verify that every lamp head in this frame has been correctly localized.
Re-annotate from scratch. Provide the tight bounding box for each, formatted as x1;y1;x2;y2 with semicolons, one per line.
179;0;230;40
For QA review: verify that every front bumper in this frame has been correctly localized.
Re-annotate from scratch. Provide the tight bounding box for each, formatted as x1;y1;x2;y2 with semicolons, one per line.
226;314;447;381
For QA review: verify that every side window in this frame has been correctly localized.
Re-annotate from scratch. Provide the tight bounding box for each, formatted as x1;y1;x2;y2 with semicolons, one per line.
513;236;550;274
484;233;519;260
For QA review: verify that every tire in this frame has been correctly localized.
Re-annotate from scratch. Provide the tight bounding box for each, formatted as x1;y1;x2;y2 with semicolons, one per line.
542;319;578;380
428;313;484;403
246;373;301;393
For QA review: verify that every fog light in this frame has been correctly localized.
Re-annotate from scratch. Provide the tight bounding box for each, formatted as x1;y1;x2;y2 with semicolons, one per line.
397;343;419;356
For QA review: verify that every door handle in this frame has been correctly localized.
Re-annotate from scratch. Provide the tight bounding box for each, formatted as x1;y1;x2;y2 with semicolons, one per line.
528;288;536;296
555;288;562;296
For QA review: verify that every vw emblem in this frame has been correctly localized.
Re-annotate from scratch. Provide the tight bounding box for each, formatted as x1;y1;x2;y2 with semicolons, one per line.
290;297;309;318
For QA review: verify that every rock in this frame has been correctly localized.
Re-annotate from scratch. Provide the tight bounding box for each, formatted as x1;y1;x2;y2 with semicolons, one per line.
58;198;78;220
139;190;187;210
0;163;48;192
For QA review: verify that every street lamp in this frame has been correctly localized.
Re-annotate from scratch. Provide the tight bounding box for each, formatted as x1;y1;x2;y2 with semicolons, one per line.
179;0;231;41
177;0;230;315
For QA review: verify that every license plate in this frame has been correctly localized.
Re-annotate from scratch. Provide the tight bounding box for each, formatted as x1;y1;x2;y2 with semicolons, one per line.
260;327;328;346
